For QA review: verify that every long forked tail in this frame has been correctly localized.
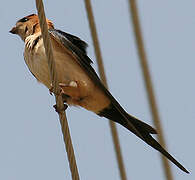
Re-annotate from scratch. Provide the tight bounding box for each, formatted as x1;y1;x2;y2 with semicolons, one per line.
98;103;189;173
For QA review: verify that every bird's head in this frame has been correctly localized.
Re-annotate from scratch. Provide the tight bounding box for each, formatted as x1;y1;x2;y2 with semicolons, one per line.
10;14;54;41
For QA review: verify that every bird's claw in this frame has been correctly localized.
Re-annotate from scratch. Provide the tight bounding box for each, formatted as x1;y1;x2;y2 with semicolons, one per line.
53;103;68;113
49;85;54;96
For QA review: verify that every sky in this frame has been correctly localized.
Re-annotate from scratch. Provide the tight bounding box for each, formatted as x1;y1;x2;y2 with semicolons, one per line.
1;0;194;179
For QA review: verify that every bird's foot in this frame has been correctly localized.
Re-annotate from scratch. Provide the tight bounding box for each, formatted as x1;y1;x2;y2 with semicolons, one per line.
53;103;68;113
49;84;53;95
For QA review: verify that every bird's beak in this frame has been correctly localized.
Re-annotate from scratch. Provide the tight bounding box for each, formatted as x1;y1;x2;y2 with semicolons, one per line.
9;26;18;34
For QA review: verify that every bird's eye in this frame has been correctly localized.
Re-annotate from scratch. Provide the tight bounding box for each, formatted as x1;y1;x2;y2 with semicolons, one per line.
18;17;29;23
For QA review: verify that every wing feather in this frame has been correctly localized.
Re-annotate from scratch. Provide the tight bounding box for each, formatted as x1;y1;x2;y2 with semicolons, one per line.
49;29;142;137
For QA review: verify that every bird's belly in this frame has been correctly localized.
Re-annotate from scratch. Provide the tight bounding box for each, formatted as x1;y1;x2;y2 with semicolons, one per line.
54;50;110;112
24;42;110;112
24;45;109;110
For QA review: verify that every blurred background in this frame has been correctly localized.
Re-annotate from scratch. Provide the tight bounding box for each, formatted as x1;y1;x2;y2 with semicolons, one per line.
0;0;194;179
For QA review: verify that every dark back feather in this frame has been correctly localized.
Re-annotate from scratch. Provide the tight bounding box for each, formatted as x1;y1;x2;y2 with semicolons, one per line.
53;29;88;55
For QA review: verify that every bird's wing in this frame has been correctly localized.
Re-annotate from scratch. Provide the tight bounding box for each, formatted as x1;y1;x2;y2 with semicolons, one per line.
48;29;189;173
53;29;89;58
49;28;142;137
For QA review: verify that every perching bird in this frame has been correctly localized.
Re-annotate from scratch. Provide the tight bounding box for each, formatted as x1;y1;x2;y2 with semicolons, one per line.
10;14;188;173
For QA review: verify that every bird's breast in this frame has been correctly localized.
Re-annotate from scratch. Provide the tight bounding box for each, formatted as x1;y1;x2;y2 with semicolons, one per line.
24;37;51;88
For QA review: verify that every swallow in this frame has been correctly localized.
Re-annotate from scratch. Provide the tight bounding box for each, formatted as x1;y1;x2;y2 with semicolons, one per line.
10;14;189;173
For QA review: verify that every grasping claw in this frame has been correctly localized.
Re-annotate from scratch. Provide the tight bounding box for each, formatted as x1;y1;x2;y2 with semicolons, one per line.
53;103;68;113
49;85;53;95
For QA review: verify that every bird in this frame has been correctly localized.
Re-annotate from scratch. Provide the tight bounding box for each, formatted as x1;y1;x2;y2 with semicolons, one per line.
10;14;188;173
